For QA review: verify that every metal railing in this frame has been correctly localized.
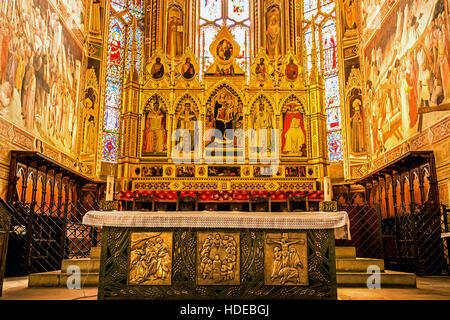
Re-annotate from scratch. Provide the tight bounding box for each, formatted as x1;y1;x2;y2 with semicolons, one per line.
5;199;101;276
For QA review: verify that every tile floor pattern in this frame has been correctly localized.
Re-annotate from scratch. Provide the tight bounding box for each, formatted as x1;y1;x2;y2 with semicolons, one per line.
1;276;450;300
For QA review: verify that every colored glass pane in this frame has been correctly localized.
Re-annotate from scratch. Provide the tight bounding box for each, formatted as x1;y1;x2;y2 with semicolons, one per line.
111;0;127;12
102;133;119;162
322;20;337;50
328;131;343;162
323;47;338;76
104;107;121;133
327;107;341;131
228;0;249;22
304;0;317;14
130;0;144;18
231;25;249;72
325;75;340;108
200;0;222;21
200;25;219;73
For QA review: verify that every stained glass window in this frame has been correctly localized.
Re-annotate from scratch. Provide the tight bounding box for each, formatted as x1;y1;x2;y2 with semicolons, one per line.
199;0;250;79
302;0;343;162
103;0;145;163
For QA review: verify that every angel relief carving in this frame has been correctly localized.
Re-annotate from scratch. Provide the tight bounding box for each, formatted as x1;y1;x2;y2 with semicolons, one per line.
129;232;173;285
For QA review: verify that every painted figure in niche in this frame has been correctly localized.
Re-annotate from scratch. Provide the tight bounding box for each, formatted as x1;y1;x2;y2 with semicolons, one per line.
216;39;233;61
281;103;306;156
350;98;365;153
89;0;102;35
151;57;165;79
167;6;183;58
82;88;97;154
182;57;195;79
255;58;267;81
266;6;281;59
205;108;216;146
142;100;167;154
175;102;197;151
342;0;357;37
253;100;273;152
213;90;236;142
285;58;298;81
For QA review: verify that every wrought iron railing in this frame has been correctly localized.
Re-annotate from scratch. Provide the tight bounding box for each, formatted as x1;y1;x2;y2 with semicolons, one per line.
5;199;101;277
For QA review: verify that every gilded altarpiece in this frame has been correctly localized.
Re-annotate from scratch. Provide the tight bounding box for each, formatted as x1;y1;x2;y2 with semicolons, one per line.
118;22;329;194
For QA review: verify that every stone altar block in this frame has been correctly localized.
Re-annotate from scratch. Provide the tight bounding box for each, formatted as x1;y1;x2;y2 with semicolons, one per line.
83;211;349;300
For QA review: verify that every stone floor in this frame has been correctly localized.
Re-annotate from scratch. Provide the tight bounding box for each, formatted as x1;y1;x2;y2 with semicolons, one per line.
1;276;450;300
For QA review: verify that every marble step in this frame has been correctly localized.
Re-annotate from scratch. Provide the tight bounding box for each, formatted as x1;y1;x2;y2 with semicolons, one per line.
336;258;385;272
335;246;356;259
61;258;100;273
337;270;416;288
28;271;99;287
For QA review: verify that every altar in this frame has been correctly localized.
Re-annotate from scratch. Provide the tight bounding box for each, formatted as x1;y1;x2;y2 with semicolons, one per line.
83;210;349;300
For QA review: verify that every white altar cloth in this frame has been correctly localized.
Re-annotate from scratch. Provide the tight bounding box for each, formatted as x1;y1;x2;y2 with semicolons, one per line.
83;211;350;238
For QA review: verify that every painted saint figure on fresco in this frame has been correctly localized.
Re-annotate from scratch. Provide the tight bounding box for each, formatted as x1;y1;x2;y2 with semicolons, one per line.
166;6;183;58
281;103;306;156
142;100;167;154
182;57;195;79
349;98;365;154
266;6;281;59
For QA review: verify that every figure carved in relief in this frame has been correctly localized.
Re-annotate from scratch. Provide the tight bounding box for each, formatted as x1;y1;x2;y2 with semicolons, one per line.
281;103;306;156
142;100;167;154
266;233;305;285
129;233;172;285
166;6;183;58
198;232;239;285
266;6;281;59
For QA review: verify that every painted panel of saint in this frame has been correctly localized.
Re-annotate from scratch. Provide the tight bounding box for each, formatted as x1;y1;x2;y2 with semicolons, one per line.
255;58;268;81
181;58;195;79
142;100;167;155
285;58;299;81
266;6;281;58
175;102;198;151
281;103;307;156
252;100;273;152
216;39;233;61
150;57;164;79
166;6;183;58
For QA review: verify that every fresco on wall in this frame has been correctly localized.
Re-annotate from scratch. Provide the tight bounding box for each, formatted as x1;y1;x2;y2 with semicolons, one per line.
359;0;397;44
364;0;450;156
0;0;82;154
